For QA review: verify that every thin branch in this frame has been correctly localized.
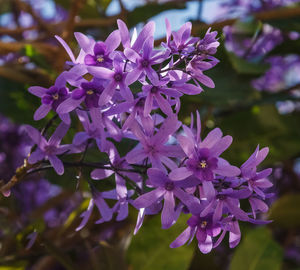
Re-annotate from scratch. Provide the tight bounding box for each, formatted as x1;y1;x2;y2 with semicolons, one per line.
0;159;147;196
0;41;58;56
0;160;37;195
24;161;146;178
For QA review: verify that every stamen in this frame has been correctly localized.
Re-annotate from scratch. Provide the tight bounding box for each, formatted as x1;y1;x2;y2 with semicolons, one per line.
86;90;94;95
199;160;207;168
52;93;59;100
97;55;104;62
200;221;207;228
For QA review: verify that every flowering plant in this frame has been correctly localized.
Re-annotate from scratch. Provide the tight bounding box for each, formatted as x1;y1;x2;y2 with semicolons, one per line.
1;18;273;255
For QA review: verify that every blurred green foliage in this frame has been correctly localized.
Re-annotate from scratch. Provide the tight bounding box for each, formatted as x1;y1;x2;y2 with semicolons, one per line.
230;227;283;270
127;214;194;270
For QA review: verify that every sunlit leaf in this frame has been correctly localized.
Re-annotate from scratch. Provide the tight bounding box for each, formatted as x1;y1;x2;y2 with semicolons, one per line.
127;214;194;270
269;194;300;228
230;227;283;270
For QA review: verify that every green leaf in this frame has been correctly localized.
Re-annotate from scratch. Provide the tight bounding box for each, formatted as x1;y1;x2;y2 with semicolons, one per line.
0;78;41;125
188;247;222;270
227;52;269;75
0;261;27;270
233;17;262;34
269;193;300;228
181;45;260;110
22;44;51;71
215;104;300;165
268;38;300;56
127;214;194;270
230;227;283;270
0;0;11;15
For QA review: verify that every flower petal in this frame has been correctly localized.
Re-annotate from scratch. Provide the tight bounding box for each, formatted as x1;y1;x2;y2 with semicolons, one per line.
28;86;47;97
200;128;223;149
173;188;200;214
57;97;83;114
132;21;155;52
55;35;76;63
74;32;94;54
170;227;192;248
126;147;147;164
87;66;114;79
34;104;51;121
105;30;121;53
133;188;165;209
161;191;176;229
48;155;64;175
91;168;114;180
214;158;240;177
169;167;193;181
48;122;69;146
198;235;213;254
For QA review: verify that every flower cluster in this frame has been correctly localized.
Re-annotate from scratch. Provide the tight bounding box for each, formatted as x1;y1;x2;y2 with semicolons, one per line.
221;0;300;94
221;0;300;15
252;55;300;92
22;19;273;253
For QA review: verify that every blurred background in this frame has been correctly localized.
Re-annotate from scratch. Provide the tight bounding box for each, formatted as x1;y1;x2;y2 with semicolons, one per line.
0;0;300;269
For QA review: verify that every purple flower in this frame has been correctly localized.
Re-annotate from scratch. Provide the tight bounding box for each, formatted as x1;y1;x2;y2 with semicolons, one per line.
29;72;71;124
124;36;169;85
134;200;163;235
87;54;134;106
197;28;220;55
73;109;104;150
55;32;94;65
186;62;215;88
252;55;300;92
249;197;269;219
142;80;182;116
76;189;112;231
241;146;273;198
57;79;105;114
74;108;122;151
169;112;240;182
200;187;251;223
23;122;70;175
117;19;155;52
133;168;200;229
105;96;153;133
126;115;183;171
167;70;203;95
96;189;135;223
91;142;141;198
221;0;299;15
84;30;120;67
170;214;221;254
214;216;241;249
164;19;199;55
